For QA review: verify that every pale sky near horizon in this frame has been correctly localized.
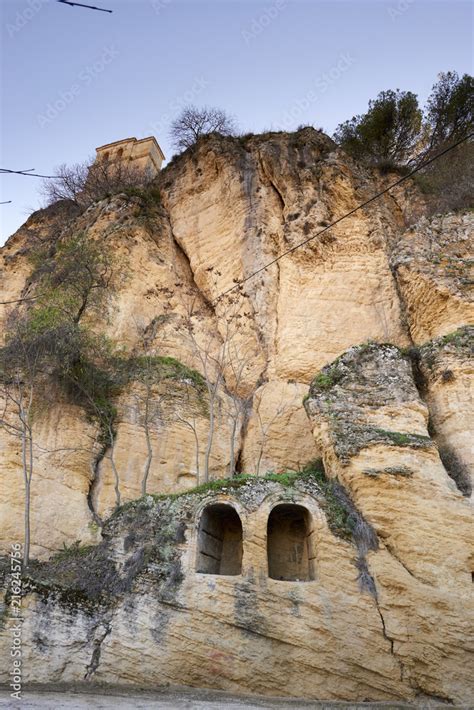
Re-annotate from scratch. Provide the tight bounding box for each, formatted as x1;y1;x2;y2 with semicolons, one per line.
0;0;472;244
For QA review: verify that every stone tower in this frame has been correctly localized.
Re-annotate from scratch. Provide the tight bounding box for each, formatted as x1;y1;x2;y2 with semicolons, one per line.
95;136;165;180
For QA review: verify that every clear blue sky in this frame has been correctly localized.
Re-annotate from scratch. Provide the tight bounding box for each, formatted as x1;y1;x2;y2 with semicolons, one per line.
1;0;472;243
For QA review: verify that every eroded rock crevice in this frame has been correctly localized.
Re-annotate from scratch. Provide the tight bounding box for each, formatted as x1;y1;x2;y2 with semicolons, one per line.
84;620;112;681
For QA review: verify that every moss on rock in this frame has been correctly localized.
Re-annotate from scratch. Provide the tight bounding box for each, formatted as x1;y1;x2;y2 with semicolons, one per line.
304;342;434;462
418;325;473;371
12;460;378;613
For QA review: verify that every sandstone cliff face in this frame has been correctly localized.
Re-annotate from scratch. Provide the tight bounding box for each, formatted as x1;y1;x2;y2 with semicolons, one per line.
418;327;474;495
391;212;474;343
1;128;421;555
0;128;473;703
304;343;473;702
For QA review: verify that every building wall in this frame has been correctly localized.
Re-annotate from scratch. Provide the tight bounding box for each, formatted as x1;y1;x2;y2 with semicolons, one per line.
96;137;164;180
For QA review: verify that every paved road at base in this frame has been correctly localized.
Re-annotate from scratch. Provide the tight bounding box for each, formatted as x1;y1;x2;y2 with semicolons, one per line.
0;687;457;710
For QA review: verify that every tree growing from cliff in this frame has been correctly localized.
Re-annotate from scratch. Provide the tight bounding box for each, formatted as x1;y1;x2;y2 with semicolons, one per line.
333;89;422;169
175;381;204;484
0;309;74;566
30;230;118;325
170;105;238;151
414;72;474;213
42;157;153;209
333;71;473;173
174;278;256;481
125;351;171;497
422;71;474;156
178;296;224;482
253;385;300;477
0;326;41;567
222;336;254;478
60;337;123;510
31;231;125;509
0;230;124;557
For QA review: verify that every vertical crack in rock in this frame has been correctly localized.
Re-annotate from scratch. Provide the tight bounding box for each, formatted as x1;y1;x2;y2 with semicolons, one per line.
87;446;106;527
328;478;380;596
252;148;285;375
256;149;286;214
437;445;472;497
388;261;416;346
84;619;112;681
240;157;276;365
370;580;406;684
234;445;245;476
273;258;281;364
163;211;214;312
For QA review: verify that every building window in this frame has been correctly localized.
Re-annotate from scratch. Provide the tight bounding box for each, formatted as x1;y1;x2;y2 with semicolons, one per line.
102;151;110;162
196;504;243;575
267;504;315;581
116;148;124;159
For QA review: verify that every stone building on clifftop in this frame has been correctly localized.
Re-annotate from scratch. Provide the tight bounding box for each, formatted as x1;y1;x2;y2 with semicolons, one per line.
95;136;165;179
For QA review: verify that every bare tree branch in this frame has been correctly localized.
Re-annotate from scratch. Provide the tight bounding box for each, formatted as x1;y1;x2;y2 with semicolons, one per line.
170;105;238;152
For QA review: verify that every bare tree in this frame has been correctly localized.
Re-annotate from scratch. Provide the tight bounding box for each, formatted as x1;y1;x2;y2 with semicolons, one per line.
173;287;227;483
174;277;256;481
0;376;34;567
0;316;49;567
223;338;254;477
175;381;205;485
186;310;223;483
170;105;238;151
216;290;257;477
253;385;300;477
42;156;154;209
128;356;170;497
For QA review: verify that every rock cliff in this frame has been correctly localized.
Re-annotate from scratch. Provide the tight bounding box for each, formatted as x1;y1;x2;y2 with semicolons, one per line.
0;128;472;703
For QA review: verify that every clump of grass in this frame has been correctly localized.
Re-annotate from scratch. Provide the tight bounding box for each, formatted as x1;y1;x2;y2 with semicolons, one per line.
419;326;473;369
297;460;358;541
113;463;327;515
124;354;205;391
123;183;161;212
50;540;96;562
311;370;342;391
372;428;432;447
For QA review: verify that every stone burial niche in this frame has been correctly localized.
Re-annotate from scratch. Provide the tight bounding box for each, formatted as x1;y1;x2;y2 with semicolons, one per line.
267;504;315;581
196;504;243;575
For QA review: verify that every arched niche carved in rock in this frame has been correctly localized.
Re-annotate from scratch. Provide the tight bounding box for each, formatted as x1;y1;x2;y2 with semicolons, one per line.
267;504;315;581
196;504;243;575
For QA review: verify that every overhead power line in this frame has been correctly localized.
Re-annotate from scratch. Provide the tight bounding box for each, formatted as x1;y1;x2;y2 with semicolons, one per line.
0;201;12;205
213;133;474;304
1;134;471;308
57;0;113;12
0;168;59;179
